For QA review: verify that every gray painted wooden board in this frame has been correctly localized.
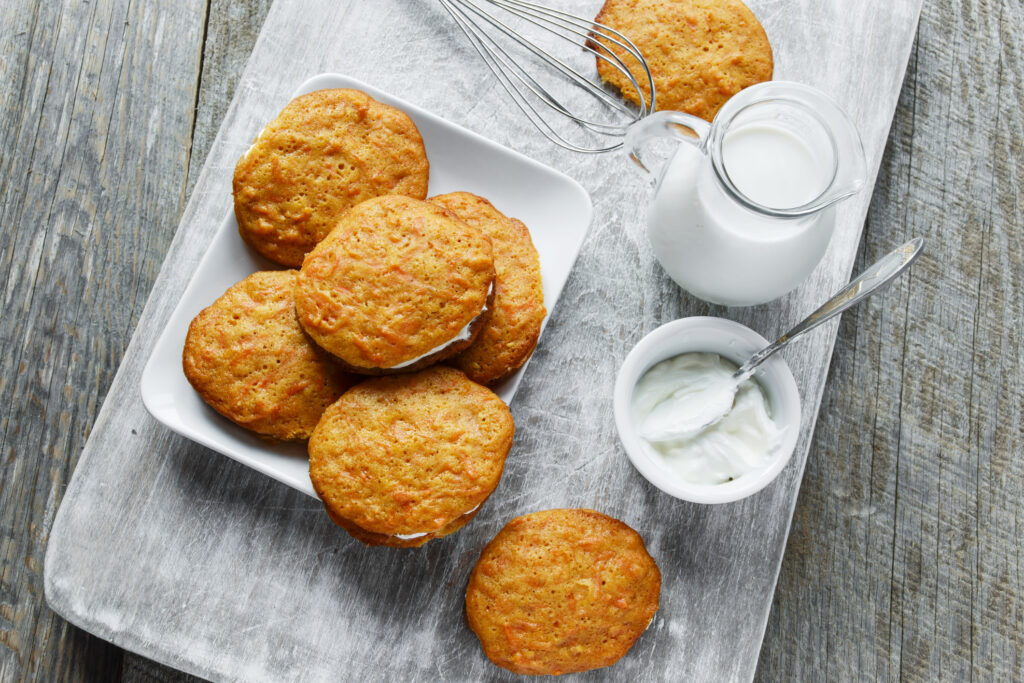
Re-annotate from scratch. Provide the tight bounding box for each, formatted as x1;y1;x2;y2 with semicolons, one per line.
40;0;921;680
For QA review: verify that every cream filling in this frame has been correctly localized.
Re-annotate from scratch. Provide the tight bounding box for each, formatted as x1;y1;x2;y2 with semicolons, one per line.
386;283;492;370
392;503;482;540
241;125;269;161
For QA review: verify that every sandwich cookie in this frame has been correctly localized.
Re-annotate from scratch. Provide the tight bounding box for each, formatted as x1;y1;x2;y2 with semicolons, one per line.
593;0;773;121
233;88;430;266
308;367;514;548
295;195;495;374
431;192;545;385
182;270;355;441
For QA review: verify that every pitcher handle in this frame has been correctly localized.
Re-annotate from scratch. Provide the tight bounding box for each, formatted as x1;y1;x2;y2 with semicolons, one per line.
625;111;711;178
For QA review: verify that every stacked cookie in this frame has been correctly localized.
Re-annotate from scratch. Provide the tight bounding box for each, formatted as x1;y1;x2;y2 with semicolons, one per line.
293;195;495;374
309;367;514;548
182;270;355;441
434;192;547;384
183;88;545;549
183;87;661;676
233;89;430;266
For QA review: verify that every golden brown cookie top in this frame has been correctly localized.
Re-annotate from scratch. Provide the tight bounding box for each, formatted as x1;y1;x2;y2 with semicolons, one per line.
233;88;429;267
294;195;495;371
466;508;661;676
308;367;514;538
431;192;546;385
182;270;355;441
594;0;773;121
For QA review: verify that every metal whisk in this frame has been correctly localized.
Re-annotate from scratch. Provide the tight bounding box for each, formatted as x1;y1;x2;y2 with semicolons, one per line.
438;0;655;153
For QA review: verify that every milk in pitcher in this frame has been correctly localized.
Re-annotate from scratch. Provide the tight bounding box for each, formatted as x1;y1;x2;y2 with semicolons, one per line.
629;81;868;307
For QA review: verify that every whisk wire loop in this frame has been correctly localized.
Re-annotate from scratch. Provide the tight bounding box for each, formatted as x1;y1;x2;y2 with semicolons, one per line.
490;0;656;109
438;0;656;153
441;0;594;152
485;0;654;110
468;3;635;126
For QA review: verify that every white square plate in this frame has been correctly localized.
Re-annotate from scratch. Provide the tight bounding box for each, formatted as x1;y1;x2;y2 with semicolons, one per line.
140;73;592;497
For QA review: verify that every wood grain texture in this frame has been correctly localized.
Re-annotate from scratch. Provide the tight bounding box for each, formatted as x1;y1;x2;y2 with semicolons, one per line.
184;0;274;203
36;0;922;680
757;0;1024;679
0;0;206;680
7;0;1020;681
120;3;275;680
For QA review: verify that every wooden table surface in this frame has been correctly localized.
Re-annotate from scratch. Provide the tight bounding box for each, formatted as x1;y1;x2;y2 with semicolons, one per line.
1;0;1021;680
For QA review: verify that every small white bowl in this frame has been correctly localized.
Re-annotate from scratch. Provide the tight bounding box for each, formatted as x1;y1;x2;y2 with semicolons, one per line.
613;317;802;504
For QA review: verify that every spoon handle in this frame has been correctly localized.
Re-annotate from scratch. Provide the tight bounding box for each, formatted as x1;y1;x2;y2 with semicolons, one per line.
733;237;924;383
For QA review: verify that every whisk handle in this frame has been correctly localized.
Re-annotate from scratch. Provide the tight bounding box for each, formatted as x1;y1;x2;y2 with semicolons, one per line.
625;111;711;177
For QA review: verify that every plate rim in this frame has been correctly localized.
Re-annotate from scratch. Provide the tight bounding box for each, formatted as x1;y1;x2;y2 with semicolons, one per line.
139;71;593;498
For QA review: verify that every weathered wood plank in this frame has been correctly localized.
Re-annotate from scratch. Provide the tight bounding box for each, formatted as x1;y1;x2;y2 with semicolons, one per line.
122;653;201;683
758;0;1024;679
184;0;274;203
40;0;923;680
0;0;207;680
967;2;1024;675
122;1;274;680
1;0;1012;680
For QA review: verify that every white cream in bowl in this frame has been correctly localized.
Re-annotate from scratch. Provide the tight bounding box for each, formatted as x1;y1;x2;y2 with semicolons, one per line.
631;352;785;485
614;317;801;504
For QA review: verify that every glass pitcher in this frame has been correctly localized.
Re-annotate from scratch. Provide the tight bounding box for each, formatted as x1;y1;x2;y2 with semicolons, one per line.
625;81;867;307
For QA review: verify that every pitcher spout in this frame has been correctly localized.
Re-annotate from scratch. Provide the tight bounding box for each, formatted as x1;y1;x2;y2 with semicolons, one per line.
810;102;867;211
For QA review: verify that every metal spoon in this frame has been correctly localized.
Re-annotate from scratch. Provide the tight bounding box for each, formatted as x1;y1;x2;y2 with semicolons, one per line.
646;237;924;442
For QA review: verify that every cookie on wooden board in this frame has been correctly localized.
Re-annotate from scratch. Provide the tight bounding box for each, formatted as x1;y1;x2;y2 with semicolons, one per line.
466;508;661;675
308;366;514;548
233;88;430;267
182;270;355;441
594;0;773;121
294;195;495;374
431;192;545;385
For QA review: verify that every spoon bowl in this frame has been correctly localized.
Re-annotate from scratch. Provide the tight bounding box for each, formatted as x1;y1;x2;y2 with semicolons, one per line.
614;318;801;504
655;237;925;442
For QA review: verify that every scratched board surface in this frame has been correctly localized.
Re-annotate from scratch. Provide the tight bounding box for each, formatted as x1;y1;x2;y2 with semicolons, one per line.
43;1;921;680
